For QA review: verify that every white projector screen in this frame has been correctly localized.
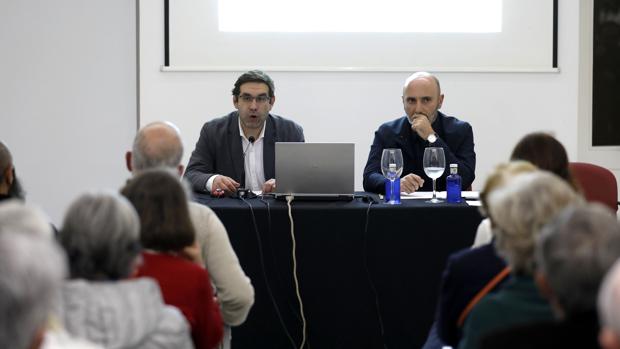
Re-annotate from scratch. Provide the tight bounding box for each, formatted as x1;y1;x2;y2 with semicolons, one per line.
165;0;557;72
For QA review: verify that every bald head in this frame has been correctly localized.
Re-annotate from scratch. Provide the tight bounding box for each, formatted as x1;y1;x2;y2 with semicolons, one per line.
403;71;441;95
130;121;183;174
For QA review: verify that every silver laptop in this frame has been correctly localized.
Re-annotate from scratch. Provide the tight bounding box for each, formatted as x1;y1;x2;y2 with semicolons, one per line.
273;142;355;200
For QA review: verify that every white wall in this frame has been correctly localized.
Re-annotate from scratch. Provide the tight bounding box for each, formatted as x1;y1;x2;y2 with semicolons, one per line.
0;0;137;225
1;0;616;227
140;0;583;194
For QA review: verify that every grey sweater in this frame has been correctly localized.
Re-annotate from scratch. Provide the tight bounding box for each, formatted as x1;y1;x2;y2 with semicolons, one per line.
58;278;194;349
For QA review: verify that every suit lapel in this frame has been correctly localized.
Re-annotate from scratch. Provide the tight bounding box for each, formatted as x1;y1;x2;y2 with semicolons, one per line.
263;115;276;180
228;112;245;184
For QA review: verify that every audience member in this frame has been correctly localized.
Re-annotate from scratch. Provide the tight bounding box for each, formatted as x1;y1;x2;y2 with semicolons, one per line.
598;258;620;349
126;121;254;331
58;192;193;348
0;232;65;349
458;171;583;349
423;161;536;349
0;200;53;238
473;132;579;247
185;70;305;194
363;72;475;194
0;140;25;201
122;169;224;349
479;203;620;348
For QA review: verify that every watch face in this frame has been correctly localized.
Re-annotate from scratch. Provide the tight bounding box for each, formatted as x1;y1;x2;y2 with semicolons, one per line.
428;134;437;143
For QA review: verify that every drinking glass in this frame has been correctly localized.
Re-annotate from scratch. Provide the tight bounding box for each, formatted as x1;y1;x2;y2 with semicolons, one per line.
381;148;404;204
423;147;445;203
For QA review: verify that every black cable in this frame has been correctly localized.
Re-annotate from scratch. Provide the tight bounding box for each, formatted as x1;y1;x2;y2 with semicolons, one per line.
239;196;297;348
361;199;388;349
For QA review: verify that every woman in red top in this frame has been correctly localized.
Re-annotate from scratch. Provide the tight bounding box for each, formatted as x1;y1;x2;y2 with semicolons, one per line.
122;169;223;349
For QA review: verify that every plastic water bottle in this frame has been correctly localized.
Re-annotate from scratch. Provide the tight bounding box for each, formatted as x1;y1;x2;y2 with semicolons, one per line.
384;163;401;204
446;163;462;203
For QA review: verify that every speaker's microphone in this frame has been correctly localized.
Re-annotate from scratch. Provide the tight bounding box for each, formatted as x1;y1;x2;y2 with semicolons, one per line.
243;136;256;157
238;135;258;199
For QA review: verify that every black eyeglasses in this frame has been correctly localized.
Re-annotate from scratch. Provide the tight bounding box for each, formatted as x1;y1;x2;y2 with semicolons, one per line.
239;94;271;104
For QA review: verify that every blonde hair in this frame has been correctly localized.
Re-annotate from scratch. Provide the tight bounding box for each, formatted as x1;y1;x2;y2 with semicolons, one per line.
489;171;583;274
479;161;538;220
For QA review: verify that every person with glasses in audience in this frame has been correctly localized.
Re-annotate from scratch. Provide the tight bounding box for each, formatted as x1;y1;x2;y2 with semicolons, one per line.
184;70;305;195
363;72;475;194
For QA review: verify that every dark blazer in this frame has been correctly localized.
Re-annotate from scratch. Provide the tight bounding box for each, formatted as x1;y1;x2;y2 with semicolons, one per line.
362;112;475;193
436;243;508;347
184;112;305;192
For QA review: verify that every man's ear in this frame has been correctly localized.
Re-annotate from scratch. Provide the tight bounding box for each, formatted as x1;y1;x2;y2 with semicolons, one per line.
437;93;445;109
125;151;133;172
3;164;13;186
233;95;239;109
177;164;185;177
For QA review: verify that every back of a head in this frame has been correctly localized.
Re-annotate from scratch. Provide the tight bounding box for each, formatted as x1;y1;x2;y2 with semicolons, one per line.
0;141;11;179
0;232;66;349
537;204;620;316
0;200;53;238
479;161;538;220
489;171;583;274
131;121;183;173
60;192;141;280
0;140;24;200
510;132;577;189
121;169;194;252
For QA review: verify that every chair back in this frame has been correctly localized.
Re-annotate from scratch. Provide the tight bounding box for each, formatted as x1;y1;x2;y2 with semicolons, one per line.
569;162;618;212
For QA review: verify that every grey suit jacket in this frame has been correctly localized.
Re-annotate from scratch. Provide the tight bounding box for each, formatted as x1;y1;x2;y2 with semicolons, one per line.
184;111;305;192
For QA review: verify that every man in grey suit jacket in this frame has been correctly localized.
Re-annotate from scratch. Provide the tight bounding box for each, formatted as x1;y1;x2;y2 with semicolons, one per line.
185;70;305;195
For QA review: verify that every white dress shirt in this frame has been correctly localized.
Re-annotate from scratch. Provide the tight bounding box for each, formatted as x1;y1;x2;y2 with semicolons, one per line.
240;120;266;191
205;120;266;192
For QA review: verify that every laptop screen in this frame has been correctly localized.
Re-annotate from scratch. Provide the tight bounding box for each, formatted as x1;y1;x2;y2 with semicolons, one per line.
274;142;355;196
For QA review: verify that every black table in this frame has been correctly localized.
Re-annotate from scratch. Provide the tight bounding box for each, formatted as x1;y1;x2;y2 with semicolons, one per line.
194;193;483;349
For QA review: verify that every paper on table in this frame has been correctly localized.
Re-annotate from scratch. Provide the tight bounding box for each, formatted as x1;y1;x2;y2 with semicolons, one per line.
401;191;445;199
400;191;480;200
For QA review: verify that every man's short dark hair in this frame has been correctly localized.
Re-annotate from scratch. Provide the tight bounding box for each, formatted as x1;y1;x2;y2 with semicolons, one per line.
232;70;275;98
121;169;195;252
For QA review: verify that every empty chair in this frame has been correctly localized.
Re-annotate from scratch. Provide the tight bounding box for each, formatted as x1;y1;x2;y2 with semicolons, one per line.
569;162;619;213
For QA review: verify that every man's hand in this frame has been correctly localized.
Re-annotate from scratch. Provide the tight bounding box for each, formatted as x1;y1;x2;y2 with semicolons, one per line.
410;113;434;140
212;175;240;195
262;178;276;193
401;173;425;193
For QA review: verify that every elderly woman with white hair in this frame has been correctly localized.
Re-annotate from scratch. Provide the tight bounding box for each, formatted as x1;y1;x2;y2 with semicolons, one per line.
57;192;193;349
458;171;584;349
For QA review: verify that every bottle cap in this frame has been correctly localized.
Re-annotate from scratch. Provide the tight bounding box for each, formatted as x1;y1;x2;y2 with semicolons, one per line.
450;163;458;168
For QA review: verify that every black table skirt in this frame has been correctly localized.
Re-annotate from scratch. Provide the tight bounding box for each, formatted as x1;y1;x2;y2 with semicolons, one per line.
194;193;483;349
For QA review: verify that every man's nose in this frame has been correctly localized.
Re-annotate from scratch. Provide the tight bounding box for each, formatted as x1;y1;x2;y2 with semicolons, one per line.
250;99;258;109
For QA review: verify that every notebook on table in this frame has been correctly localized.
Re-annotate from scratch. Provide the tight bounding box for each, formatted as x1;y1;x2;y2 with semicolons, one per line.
273;142;355;201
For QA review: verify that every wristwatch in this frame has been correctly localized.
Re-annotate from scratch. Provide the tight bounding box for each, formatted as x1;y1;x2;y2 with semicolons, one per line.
427;133;437;144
